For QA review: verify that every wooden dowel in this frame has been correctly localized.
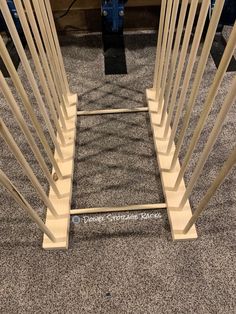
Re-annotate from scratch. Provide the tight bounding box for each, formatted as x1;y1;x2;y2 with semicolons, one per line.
14;0;67;146
166;0;210;153
163;0;199;137
44;0;71;98
0;169;57;243
0;35;63;179
23;0;68;123
42;0;68;92
174;23;236;190
70;203;167;215
0;118;59;218
23;0;67;129
0;1;64;161
157;0;180;110
0;71;61;198
169;0;226;171
180;74;236;209
155;0;173;109
152;0;167;99
34;0;68;101
31;0;69;116
77;107;148;116
183;146;236;234
160;0;189;125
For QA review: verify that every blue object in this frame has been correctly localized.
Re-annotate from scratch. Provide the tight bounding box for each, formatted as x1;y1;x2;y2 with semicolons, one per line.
102;0;126;33
0;0;23;34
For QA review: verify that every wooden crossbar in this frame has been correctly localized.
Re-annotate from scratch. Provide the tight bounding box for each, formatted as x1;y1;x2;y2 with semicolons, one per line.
71;204;167;215
77;107;149;115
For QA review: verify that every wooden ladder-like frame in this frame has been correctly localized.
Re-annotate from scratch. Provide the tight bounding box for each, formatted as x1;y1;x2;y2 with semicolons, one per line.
0;0;235;250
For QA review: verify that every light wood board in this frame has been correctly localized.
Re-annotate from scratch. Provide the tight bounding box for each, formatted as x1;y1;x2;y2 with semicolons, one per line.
43;95;78;249
146;89;197;240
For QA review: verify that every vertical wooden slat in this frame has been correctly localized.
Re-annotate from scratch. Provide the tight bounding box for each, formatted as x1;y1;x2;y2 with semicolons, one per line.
174;23;236;190
44;0;71;98
146;0;232;240
0;0;64;161
31;0;69;116
0;118;59;218
0;71;62;198
0;0;77;249
179;74;236;208
163;0;199;137
183;145;236;234
155;0;174;110
14;0;67;146
0;169;57;243
158;0;180;111
0;35;63;179
32;0;69;110
166;0;210;153
22;0;68;127
160;0;189;125
169;0;226;170
152;0;167;99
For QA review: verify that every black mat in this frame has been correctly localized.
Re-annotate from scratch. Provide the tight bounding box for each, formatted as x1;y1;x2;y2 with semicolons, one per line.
102;31;127;75
211;33;236;72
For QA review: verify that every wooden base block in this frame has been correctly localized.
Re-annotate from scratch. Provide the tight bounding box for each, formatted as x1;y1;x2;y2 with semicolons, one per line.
146;89;197;241
147;88;156;101
67;93;78;107
43;97;77;249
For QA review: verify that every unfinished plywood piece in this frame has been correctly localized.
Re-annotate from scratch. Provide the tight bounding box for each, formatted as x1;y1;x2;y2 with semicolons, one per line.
43;102;77;249
146;89;197;240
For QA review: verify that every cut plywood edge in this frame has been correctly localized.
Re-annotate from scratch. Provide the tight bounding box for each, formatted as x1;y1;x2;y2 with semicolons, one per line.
67;93;78;107
43;95;77;249
146;89;197;240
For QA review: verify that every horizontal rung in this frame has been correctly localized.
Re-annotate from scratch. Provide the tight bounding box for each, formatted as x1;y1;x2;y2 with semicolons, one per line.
70;203;167;215
77;107;149;116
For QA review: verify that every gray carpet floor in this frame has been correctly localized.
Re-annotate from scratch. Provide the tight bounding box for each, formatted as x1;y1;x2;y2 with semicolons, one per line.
0;30;235;314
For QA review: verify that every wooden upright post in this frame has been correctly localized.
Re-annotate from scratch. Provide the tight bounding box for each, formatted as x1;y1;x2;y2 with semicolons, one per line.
146;0;229;240
0;169;57;243
183;146;236;234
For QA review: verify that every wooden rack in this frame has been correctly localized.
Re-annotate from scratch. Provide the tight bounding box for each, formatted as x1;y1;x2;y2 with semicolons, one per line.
0;0;235;249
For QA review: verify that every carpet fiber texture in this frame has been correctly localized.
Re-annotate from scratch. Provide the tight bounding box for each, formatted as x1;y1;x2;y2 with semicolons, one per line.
0;31;235;314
